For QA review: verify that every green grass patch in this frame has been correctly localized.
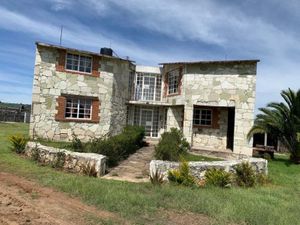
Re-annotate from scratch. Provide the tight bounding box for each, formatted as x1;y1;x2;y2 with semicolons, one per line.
1;122;300;225
36;138;73;150
182;152;221;161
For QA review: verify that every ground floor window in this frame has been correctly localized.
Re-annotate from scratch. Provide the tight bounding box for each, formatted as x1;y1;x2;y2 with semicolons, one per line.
65;98;92;119
193;108;212;126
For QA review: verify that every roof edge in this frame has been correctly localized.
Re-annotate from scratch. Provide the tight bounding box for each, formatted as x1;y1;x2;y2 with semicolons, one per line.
159;59;260;65
35;41;135;63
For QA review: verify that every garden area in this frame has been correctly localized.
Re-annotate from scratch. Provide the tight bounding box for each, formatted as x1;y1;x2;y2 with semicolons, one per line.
1;122;300;225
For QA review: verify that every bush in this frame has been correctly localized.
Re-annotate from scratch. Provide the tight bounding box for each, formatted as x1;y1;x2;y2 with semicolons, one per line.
168;159;195;187
205;168;232;188
234;162;256;187
155;128;189;161
85;125;145;167
9;134;28;154
71;133;84;152
256;173;269;185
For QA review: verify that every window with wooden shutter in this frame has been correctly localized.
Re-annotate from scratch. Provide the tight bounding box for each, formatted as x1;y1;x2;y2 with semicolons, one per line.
56;50;100;77
164;67;183;97
193;107;220;129
55;96;66;121
55;95;100;123
56;49;66;72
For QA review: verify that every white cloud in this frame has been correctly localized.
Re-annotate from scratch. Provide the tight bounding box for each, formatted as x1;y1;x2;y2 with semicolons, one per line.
48;0;73;11
0;1;299;106
0;5;176;65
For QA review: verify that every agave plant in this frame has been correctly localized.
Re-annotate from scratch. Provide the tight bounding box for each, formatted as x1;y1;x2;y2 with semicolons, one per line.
248;88;300;162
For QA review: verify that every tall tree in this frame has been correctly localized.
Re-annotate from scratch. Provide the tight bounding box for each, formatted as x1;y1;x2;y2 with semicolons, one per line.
248;89;300;162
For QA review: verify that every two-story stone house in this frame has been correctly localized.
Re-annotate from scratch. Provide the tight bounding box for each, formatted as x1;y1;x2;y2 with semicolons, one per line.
30;42;259;156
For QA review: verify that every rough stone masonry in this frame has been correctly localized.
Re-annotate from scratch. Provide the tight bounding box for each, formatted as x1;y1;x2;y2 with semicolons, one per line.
150;158;268;181
25;142;107;177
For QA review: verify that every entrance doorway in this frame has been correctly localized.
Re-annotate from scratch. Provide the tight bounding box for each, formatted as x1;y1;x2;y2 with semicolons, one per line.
226;107;235;150
140;109;154;137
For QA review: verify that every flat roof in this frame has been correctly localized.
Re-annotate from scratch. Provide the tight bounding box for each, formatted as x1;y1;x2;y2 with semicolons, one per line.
159;59;260;65
36;42;134;63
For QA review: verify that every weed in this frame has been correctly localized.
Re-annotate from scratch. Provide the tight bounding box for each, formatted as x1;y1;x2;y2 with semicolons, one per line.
150;170;164;186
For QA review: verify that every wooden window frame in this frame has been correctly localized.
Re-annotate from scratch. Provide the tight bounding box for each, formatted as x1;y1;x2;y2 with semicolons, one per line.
164;67;183;97
56;49;100;77
168;69;179;95
193;106;220;129
55;95;100;123
65;97;92;120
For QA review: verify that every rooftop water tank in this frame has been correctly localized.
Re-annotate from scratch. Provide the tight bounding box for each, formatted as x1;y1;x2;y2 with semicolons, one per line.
100;48;113;56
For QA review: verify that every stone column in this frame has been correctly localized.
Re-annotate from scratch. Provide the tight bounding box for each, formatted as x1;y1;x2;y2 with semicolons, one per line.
233;107;253;156
183;105;193;145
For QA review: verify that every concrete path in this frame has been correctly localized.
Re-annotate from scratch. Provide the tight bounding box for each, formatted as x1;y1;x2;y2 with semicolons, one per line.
102;144;155;182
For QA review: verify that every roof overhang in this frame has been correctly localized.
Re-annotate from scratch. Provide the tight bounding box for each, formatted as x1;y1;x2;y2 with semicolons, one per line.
159;59;260;65
35;42;135;63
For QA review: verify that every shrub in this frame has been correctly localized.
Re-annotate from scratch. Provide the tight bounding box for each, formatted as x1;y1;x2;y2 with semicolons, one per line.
85;125;145;167
155;128;189;161
150;170;164;186
9;134;28;154
234;162;256;187
71;133;84;152
168;159;195;187
256;173;269;185
205;168;232;188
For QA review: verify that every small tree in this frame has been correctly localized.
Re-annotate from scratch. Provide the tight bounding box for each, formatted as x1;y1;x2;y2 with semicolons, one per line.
248;89;300;163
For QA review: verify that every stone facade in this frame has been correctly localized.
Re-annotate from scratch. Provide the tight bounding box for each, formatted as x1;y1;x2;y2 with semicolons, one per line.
166;106;183;131
25;142;107;176
30;42;258;156
159;62;257;155
192;108;228;150
30;43;132;141
150;158;268;181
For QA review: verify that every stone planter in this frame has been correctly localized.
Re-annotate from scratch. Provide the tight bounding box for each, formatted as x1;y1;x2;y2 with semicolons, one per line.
25;142;107;177
150;158;268;181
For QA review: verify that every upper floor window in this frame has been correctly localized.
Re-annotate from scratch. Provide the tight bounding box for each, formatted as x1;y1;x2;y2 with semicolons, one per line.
193;108;212;126
134;73;161;101
65;97;92;119
66;53;92;73
168;69;180;95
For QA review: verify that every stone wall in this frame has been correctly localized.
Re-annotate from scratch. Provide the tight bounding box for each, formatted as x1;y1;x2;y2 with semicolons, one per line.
30;45;132;142
192;108;228;150
166;106;184;131
25;142;106;177
150;157;267;181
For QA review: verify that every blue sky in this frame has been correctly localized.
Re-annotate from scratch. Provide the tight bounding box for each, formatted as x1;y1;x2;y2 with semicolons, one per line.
0;0;299;112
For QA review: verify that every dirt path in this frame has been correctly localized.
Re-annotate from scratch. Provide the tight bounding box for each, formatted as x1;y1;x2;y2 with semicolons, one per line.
0;172;124;225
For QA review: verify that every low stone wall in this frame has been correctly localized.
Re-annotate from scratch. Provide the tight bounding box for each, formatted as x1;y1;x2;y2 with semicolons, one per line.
25;142;106;177
150;158;268;181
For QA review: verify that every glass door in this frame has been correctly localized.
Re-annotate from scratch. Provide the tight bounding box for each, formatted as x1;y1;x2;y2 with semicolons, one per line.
140;109;153;137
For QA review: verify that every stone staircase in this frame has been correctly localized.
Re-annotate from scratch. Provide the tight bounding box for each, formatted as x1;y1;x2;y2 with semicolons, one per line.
102;144;155;182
